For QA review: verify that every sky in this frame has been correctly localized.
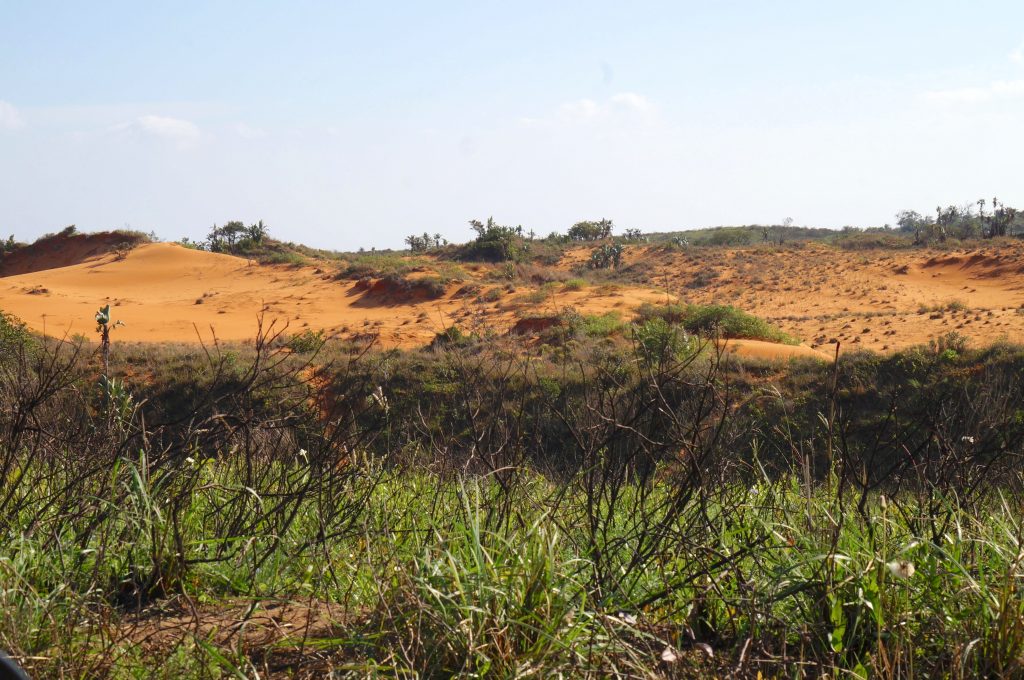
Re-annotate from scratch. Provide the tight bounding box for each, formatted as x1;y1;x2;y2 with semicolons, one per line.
2;1;1024;250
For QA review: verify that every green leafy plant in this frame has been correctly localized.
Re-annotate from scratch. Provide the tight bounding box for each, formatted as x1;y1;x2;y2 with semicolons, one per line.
95;304;124;377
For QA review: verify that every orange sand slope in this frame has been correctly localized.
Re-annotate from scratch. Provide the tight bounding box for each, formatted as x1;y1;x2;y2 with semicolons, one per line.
0;243;674;348
607;242;1024;353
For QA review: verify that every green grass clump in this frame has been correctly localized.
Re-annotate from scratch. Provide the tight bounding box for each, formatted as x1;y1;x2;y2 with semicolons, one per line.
512;281;560;306
636;302;798;344
918;299;969;314
337;253;421;279
285;328;325;353
576;311;623;338
259;249;309;266
0;310;32;355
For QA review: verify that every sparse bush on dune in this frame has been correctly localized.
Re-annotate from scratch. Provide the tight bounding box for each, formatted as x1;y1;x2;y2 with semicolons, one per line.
1;234;21;253
636;302;798;344
430;323;477;349
186;219;312;265
334;252;420;279
457;217;528;262
285;328;325;353
259;249;308;266
685;265;720;288
587;242;623;269
0;310;32;356
567;218;614;241
835;231;914;250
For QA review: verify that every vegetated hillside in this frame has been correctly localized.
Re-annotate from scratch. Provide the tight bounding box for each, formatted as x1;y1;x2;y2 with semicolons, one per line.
0;226;150;276
3;222;1024;358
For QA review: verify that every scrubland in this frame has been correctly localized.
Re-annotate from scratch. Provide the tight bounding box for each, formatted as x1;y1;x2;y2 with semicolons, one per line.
1;307;1023;677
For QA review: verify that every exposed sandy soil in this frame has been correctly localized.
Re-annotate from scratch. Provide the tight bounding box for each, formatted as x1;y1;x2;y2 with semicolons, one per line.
4;238;1022;359
602;240;1024;355
0;242;670;348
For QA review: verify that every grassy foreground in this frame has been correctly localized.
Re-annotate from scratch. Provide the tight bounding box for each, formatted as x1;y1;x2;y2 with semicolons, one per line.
3;462;1023;677
0;314;1022;677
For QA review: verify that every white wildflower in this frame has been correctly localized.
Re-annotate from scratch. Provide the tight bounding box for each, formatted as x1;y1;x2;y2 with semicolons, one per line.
660;646;678;663
961;435;975;444
371;386;390;413
887;559;915;580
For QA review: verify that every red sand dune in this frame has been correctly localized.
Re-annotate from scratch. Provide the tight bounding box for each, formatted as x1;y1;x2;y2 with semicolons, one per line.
0;243;669;349
7;238;1020;360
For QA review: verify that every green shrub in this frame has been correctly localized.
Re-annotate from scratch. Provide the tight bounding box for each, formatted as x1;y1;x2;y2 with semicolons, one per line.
634;302;689;325
0;310;32;357
568;219;613;241
286;329;325;354
478;287;503;303
636;303;797;344
260;250;308;266
430;325;477;349
587;243;623;269
929;331;968;358
577;312;623;338
337;253;419;279
459;217;527;262
918;300;969;315
633;317;691;365
686;266;720;288
679;304;797;344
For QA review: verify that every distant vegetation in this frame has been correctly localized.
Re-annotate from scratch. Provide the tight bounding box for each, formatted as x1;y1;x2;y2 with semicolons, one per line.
403;232;447;252
587;242;624;269
457;217;528;262
180;220;310;265
567;218;614;241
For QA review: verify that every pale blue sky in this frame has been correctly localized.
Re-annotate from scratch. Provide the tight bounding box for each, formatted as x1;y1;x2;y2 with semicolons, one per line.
2;1;1023;249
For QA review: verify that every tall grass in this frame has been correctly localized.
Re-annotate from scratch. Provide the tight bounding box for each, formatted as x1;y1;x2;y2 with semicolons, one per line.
0;320;1022;677
3;461;1022;677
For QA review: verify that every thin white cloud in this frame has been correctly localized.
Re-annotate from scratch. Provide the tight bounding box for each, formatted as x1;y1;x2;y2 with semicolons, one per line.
0;100;24;130
1011;43;1024;65
136;114;200;140
110;114;201;147
925;79;1024;104
609;92;654;113
533;92;657;126
558;97;602;121
234;122;267;139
